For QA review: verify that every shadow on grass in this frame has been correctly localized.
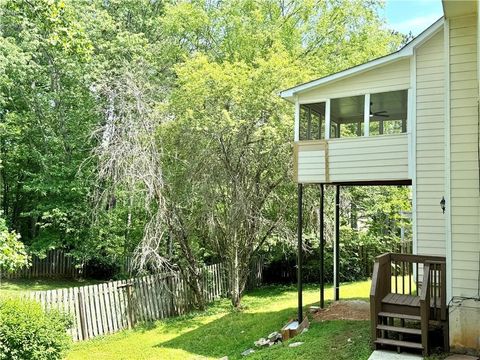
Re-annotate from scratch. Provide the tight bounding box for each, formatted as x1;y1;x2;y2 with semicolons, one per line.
132;298;235;334
158;306;372;360
157;306;304;358
66;281;373;360
243;283;332;299
156;283;373;359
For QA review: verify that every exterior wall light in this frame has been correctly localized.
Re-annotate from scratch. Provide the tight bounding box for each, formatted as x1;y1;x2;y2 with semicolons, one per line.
440;196;446;214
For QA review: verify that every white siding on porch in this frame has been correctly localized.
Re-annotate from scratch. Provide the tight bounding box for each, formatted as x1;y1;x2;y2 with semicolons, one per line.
415;30;446;257
295;134;409;184
449;15;480;297
327;134;409;182
297;148;326;183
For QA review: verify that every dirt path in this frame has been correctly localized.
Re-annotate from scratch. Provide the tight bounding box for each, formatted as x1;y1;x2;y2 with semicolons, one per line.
313;300;370;321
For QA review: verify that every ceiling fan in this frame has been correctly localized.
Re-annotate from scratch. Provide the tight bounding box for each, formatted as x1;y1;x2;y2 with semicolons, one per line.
370;102;389;118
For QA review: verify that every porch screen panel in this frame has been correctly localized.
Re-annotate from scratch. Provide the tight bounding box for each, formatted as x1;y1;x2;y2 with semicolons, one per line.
330;95;364;138
369;90;407;136
299;102;326;140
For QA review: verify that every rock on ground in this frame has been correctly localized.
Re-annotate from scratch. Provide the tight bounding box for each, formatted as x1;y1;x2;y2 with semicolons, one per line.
254;338;270;347
288;342;304;348
241;348;255;356
267;331;282;341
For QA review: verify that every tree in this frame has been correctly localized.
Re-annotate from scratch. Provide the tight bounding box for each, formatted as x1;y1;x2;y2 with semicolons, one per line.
0;0;96;252
0;216;29;274
164;0;403;307
0;0;409;306
88;65;167;267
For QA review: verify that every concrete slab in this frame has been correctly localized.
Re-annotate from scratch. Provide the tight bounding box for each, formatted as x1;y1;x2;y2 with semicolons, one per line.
368;350;423;360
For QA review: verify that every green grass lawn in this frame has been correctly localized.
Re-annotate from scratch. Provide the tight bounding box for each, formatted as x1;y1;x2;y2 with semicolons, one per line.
0;278;102;299
67;280;373;360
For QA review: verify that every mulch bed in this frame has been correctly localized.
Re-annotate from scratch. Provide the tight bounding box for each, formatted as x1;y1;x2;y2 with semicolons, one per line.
313;300;370;321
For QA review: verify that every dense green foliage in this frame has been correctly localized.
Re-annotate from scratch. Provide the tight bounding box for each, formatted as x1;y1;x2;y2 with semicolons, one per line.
0;298;72;359
264;185;412;284
0;216;29;273
0;0;410;304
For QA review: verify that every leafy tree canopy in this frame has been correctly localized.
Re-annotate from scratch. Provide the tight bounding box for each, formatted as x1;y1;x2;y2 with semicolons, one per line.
0;0;410;305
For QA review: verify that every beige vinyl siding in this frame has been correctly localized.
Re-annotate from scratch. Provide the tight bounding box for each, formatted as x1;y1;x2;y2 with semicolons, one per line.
295;134;409;184
449;15;480;297
328;134;408;182
299;59;410;102
297;148;326;183
415;30;446;257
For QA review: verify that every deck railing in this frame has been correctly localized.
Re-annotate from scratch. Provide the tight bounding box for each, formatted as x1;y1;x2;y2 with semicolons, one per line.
371;253;446;315
370;253;447;353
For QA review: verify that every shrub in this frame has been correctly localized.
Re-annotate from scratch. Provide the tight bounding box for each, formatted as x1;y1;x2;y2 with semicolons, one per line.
263;227;403;284
0;298;72;360
0;216;29;274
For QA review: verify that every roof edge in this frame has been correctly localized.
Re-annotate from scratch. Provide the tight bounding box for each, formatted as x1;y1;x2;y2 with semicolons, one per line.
280;17;444;102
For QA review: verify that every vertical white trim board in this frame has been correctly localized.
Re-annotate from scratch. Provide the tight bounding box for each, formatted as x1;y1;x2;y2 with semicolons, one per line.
325;99;331;139
410;52;418;256
444;19;452;303
364;94;370;137
294;97;300;142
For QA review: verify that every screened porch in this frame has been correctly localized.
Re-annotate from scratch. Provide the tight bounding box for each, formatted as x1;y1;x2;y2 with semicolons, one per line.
294;89;411;184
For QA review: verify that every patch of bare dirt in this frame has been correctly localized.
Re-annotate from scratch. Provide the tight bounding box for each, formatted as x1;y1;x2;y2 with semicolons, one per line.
313;300;370;321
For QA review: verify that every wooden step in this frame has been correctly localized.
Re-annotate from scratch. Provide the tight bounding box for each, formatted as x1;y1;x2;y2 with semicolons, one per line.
376;324;422;335
374;338;423;350
382;293;420;307
382;293;442;308
378;312;421;321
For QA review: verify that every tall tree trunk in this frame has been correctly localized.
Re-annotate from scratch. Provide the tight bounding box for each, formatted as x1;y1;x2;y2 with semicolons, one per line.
230;241;243;308
123;195;133;274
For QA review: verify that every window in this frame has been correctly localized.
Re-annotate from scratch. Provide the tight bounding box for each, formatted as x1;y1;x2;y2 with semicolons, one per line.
330;95;364;138
369;90;408;135
299;102;325;140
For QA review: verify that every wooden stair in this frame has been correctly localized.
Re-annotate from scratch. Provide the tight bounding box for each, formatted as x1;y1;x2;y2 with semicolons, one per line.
378;311;420;321
376;310;423;353
374;338;423;350
370;253;449;356
376;324;422;335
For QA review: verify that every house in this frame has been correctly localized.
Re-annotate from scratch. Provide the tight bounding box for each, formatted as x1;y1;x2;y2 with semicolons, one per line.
280;0;480;355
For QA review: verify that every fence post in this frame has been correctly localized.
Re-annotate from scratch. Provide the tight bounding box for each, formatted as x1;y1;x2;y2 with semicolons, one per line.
167;274;176;316
77;290;88;341
119;283;135;328
126;284;135;328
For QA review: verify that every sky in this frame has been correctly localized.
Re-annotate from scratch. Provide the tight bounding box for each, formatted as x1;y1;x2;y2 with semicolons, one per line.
383;0;444;36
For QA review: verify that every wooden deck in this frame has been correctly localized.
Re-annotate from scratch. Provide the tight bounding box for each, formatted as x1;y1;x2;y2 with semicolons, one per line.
370;253;449;356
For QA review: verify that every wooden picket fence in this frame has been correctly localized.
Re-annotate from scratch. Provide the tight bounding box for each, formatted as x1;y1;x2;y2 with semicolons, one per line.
26;263;232;341
4;249;83;279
